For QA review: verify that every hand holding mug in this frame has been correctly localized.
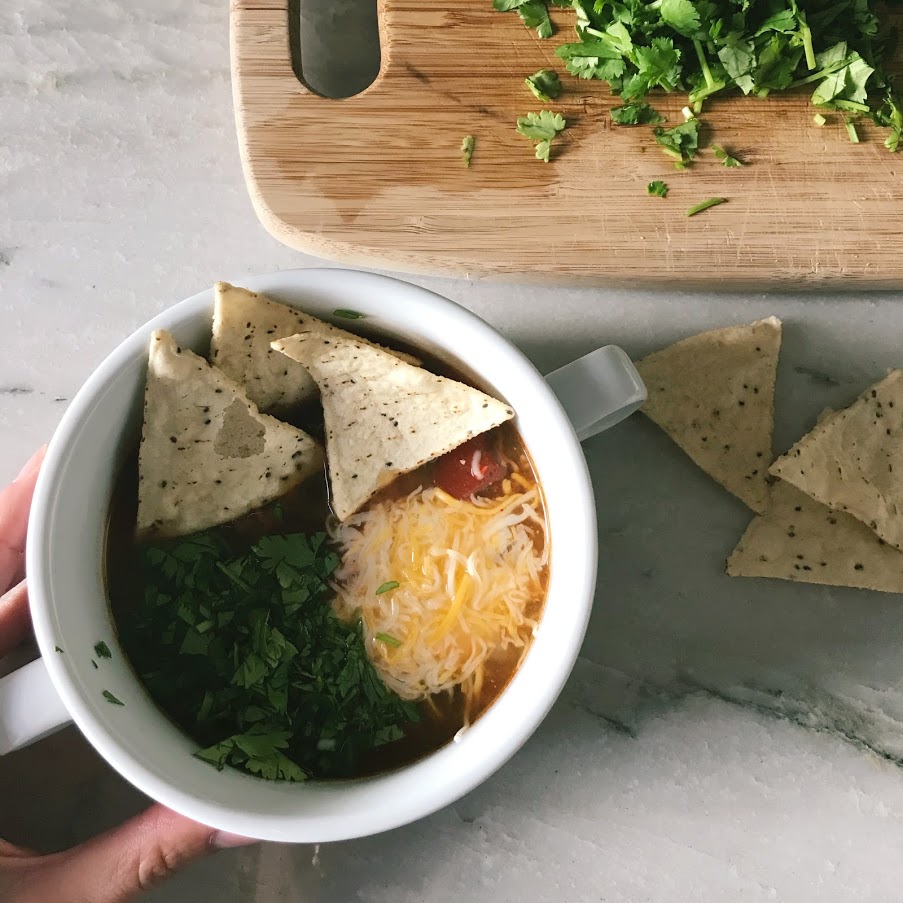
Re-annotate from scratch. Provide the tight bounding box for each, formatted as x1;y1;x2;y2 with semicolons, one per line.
0;450;251;903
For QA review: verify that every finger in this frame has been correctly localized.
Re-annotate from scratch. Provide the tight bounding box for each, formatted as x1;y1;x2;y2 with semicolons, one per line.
21;804;253;903
0;581;30;658
0;544;24;596
0;448;46;594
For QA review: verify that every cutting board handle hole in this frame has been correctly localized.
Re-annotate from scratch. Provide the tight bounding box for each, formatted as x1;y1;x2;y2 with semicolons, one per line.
290;0;381;98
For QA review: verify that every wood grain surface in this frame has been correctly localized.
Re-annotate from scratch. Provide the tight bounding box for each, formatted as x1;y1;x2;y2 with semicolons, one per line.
231;0;903;287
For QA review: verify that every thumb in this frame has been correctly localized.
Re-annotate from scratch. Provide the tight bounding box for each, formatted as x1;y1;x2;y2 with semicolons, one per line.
19;804;253;903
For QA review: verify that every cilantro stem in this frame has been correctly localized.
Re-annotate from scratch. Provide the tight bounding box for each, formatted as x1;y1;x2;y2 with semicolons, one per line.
375;632;403;648
688;81;726;104
833;100;871;114
846;119;860;143
788;56;856;89
686;197;727;217
800;20;817;71
693;39;715;90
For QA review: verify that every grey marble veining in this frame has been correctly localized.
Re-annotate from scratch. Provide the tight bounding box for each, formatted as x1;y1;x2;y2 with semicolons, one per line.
5;1;903;900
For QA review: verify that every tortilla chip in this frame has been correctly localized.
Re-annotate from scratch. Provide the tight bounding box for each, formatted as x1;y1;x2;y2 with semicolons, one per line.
636;317;781;513
726;481;903;593
770;370;903;550
210;282;418;412
136;330;324;539
272;333;514;521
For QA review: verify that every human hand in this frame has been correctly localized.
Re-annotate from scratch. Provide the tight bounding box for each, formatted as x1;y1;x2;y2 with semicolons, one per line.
0;449;254;903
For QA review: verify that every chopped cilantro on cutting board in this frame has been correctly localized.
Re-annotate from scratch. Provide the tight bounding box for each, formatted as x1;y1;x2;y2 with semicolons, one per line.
526;69;563;102
516;111;567;161
712;144;742;167
611;102;665;125
493;0;903;168
121;530;418;781
461;134;475;166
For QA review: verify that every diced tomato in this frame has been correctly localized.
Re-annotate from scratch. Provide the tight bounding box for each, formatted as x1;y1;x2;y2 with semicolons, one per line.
433;435;507;499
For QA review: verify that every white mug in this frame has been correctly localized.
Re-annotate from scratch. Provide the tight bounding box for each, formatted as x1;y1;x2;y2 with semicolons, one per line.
0;269;645;842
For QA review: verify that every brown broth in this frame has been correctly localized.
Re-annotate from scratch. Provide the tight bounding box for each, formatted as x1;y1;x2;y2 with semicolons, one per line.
106;353;548;781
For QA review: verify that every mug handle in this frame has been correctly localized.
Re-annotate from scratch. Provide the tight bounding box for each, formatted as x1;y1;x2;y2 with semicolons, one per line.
545;346;647;440
0;657;72;755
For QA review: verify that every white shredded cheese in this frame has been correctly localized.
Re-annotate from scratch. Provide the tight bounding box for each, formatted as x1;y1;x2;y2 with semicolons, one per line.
329;484;548;703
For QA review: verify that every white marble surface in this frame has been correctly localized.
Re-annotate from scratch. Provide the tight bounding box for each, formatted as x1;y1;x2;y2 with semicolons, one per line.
5;1;903;900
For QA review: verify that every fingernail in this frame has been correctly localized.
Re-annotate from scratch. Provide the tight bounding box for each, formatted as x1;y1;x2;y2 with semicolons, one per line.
211;831;258;850
15;447;46;483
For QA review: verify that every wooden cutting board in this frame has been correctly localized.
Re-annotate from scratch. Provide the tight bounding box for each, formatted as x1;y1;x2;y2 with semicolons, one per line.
231;0;903;287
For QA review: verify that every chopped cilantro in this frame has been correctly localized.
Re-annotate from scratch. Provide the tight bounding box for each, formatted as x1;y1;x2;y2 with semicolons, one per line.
611;102;665;126
493;0;903;155
333;309;365;320
91;660;98;669
653;119;700;166
712;144;743;167
686;197;727;217
94;641;112;659
55;645;64;654
647;180;669;198
516;111;567;162
845;118;860;143
813;113;828;126
121;530;418;781
103;690;124;706
376;633;403;648
526;69;563;102
375;581;400;595
461;135;475;167
493;0;554;38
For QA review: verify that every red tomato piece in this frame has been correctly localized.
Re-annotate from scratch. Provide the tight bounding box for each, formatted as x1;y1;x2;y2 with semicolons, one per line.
433;435;507;499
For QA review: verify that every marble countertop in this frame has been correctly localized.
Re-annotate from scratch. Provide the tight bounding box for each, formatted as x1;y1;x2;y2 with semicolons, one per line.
4;1;903;900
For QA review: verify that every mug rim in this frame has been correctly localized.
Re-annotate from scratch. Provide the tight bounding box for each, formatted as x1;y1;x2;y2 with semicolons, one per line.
25;269;598;841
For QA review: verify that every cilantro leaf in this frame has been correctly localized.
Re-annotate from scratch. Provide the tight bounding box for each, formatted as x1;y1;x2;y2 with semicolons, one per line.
516;111;567;162
659;0;701;39
518;0;553;38
647;180;669;197
653;119;701;165
611;102;665;126
103;690;124;706
94;641;112;659
712;144;743;167
526;69;563;102
495;0;553;38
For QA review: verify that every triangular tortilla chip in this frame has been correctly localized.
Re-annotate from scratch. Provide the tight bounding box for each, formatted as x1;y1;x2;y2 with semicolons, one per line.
272;333;514;521
636;317;781;513
726;480;903;593
137;330;324;539
210;282;418;412
770;370;903;550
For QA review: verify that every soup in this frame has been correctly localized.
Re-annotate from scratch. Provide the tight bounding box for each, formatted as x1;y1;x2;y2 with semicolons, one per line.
107;284;549;782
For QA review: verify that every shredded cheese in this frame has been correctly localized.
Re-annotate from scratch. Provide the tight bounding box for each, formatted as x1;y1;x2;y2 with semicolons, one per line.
329;483;548;705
